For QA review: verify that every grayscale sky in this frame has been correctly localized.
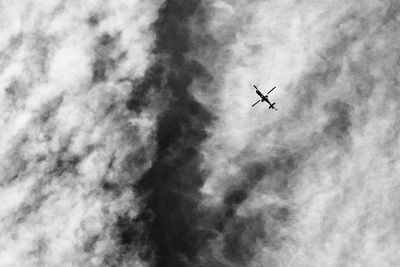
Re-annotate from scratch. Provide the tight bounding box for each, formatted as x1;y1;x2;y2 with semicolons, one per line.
0;0;399;266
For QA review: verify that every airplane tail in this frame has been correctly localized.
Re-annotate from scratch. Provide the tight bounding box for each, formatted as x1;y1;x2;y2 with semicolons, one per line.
269;103;278;111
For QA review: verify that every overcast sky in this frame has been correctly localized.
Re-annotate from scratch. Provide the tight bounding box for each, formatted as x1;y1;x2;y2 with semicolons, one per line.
0;0;399;266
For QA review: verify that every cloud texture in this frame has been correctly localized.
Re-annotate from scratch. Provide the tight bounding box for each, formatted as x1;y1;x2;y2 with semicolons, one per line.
1;0;400;266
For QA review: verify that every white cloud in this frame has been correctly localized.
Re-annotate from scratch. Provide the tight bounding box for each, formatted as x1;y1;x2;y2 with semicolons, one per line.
0;0;161;266
199;0;400;266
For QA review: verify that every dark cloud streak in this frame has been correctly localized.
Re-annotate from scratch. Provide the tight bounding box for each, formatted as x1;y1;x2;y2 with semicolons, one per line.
124;0;216;266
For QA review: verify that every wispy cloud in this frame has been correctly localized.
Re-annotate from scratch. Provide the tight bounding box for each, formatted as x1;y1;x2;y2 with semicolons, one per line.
0;1;160;266
1;0;400;266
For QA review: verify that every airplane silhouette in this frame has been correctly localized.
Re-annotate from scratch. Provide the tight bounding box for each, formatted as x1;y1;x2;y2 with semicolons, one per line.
251;85;277;111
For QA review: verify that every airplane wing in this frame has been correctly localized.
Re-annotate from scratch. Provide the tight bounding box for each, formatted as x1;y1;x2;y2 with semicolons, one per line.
267;86;276;95
251;100;261;107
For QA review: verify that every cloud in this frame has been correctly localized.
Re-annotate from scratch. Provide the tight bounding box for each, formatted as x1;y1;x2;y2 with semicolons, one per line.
0;0;160;266
198;0;400;266
2;0;400;266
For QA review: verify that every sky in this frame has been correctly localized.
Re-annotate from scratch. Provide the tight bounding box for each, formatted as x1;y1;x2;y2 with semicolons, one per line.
0;0;399;266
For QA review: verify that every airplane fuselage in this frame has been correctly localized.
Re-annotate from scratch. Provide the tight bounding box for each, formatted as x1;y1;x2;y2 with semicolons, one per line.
252;85;277;111
255;89;276;110
256;90;271;103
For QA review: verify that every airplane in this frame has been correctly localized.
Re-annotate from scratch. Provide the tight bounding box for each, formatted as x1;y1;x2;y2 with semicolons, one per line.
251;85;278;111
